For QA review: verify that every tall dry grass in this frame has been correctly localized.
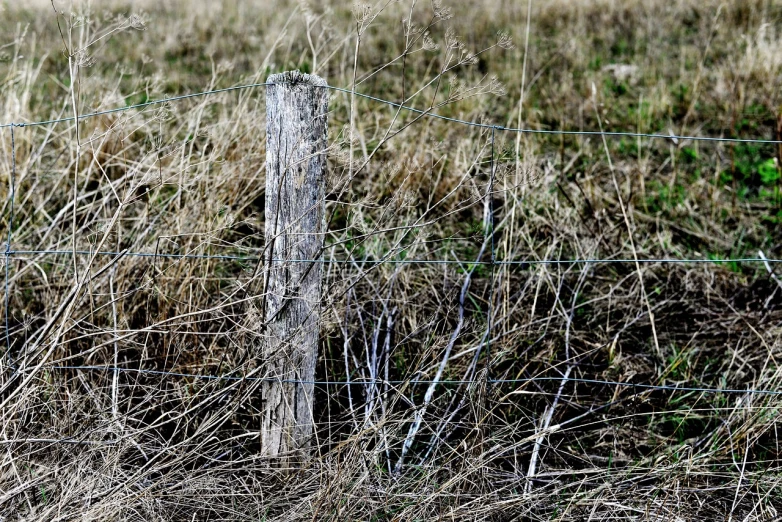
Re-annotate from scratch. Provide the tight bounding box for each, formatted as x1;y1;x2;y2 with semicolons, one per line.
1;0;781;520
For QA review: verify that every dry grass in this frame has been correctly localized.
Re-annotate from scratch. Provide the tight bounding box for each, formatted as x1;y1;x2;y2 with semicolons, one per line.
1;0;782;520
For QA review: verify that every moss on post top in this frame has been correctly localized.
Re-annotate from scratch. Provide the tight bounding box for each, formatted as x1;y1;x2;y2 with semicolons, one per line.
266;70;327;88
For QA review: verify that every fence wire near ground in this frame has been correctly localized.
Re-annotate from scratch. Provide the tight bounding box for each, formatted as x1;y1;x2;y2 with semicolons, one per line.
4;250;782;265
15;365;777;396
3;79;782;452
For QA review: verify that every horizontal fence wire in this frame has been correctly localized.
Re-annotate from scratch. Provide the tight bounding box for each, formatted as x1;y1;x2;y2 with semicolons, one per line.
5;250;782;266
12;365;780;396
3;78;782;436
2;81;782;144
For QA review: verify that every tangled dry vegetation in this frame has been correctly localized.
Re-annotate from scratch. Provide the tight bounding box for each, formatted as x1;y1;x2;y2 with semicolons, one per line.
1;0;782;520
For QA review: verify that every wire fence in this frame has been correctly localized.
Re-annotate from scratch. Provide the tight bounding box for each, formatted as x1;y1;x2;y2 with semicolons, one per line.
3;80;782;431
4;81;782;144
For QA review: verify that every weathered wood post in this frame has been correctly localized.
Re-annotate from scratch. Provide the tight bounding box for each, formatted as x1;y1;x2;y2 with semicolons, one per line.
261;71;328;462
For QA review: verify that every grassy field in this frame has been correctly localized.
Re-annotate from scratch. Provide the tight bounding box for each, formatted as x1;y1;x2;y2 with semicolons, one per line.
1;0;782;520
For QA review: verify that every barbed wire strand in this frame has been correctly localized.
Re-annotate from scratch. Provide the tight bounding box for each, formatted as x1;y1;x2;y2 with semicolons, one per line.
2;82;781;144
0;82;273;129
5;249;781;266
33;364;782;396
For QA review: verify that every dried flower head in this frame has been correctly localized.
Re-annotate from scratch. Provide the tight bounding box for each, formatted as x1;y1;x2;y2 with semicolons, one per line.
299;0;315;23
74;50;95;68
404;20;421;36
154;104;174;123
432;0;453;21
447;75;463;100
461;50;478;65
444;27;460;49
128;14;146;31
486;75;506;96
496;31;514;50
72;16;89;28
352;3;372;26
115;64;134;76
422;32;439;52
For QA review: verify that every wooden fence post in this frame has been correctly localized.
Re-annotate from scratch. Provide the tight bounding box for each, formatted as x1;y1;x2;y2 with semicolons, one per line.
261;71;328;463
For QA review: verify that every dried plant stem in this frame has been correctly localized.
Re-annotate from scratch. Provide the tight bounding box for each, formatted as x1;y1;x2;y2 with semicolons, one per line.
395;209;492;473
513;0;532;183
526;262;588;491
68;57;79;283
505;0;532;334
525;364;571;493
593;88;661;358
110;264;119;420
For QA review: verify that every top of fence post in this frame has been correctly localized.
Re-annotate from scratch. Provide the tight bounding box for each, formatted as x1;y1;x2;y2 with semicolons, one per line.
266;70;328;88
